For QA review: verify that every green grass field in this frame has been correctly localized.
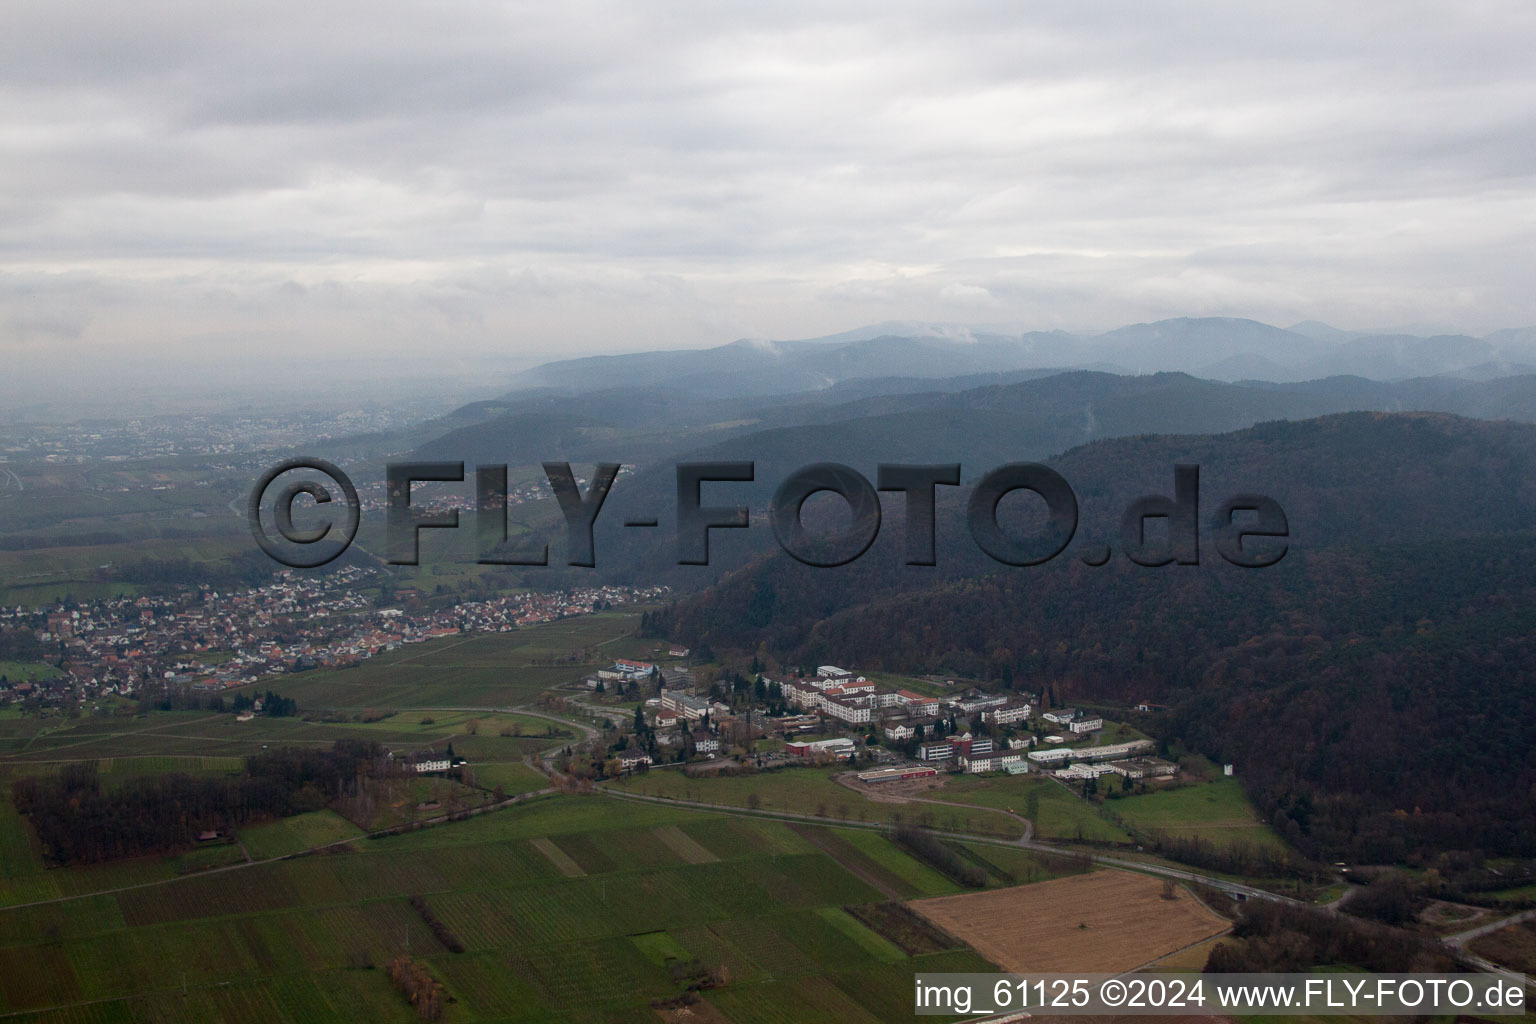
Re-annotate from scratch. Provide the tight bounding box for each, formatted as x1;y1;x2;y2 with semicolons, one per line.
1105;777;1290;853
469;762;550;795
1486;882;1536;905
239;810;366;860
0;661;62;683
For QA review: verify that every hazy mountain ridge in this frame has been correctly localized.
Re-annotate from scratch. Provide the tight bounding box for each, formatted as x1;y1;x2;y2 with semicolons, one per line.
508;316;1536;395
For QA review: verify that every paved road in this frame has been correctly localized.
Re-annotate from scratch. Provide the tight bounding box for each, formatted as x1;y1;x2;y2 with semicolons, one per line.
1446;906;1536;947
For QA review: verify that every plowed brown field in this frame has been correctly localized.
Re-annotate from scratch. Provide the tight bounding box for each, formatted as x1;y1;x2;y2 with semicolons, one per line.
909;869;1229;973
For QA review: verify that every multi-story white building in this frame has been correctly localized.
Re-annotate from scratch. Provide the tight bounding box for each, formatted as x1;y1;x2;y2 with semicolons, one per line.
984;700;1033;726
954;691;1008;714
895;690;940;716
1105;757;1177;779
1055;762;1118;780
822;696;872;725
661;689;711;720
958;751;1024;774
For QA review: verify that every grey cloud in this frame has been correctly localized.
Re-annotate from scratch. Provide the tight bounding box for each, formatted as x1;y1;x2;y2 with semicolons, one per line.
2;0;1536;398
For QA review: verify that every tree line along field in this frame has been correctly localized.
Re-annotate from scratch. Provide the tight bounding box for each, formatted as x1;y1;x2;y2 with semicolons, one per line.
0;793;1008;1023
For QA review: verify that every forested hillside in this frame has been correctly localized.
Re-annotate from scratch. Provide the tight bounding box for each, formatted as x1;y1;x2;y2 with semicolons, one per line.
659;413;1536;863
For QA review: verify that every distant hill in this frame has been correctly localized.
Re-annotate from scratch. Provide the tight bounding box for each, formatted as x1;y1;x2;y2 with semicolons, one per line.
512;331;1094;396
566;371;1536;584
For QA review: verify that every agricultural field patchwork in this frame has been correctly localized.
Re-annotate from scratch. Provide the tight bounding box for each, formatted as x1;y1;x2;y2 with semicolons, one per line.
0;793;1000;1021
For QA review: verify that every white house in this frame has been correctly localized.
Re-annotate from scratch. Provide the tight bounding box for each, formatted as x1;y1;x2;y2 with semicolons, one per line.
618;749;653;771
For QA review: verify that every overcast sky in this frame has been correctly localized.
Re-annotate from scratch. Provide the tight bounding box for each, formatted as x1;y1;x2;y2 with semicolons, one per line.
4;1;1536;405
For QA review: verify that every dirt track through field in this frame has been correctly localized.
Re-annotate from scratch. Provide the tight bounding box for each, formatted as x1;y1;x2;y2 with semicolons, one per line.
653;826;718;864
788;823;909;899
529;837;586;877
910;869;1229;973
